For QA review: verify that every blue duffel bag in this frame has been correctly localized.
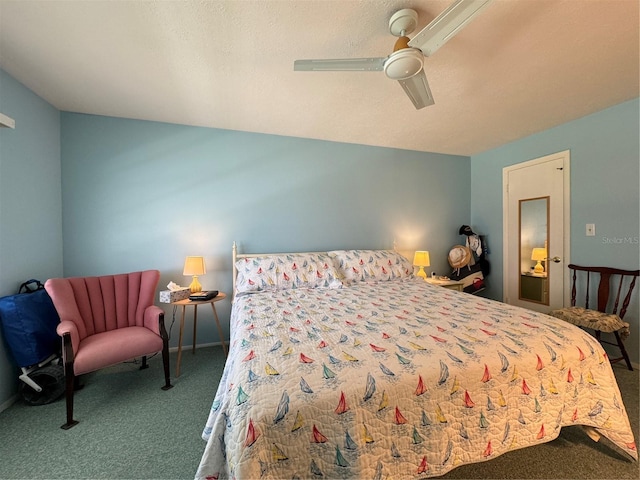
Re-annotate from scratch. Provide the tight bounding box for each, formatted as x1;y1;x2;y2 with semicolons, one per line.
0;279;61;368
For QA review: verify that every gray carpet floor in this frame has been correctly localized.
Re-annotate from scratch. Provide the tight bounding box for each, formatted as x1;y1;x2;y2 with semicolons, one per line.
0;346;637;479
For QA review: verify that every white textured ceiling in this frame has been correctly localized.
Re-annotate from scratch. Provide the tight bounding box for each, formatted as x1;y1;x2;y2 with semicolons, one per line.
0;0;638;156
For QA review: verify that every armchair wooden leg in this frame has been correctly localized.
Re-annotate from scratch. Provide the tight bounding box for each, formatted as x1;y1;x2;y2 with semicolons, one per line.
61;367;79;430
140;355;149;370
60;332;79;429
161;354;173;390
159;313;173;391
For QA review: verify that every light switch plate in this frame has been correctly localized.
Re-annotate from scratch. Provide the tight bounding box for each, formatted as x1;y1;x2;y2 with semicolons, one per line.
586;223;595;236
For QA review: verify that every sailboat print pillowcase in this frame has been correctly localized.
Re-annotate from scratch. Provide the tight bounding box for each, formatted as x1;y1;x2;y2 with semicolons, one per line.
235;253;343;294
328;249;414;284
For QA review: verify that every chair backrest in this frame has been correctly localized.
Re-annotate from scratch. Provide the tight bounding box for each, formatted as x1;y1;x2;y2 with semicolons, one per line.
45;270;160;340
568;264;639;319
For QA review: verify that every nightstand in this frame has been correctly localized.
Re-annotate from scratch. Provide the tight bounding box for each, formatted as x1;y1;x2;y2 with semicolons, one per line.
171;292;227;377
425;278;465;292
520;273;548;304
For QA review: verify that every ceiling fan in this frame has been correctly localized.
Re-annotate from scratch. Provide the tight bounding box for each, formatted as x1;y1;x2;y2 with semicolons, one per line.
294;0;492;109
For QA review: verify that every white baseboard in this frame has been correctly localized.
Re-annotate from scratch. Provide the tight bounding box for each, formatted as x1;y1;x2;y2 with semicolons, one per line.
0;393;18;413
609;359;639;372
617;360;639;371
169;341;222;353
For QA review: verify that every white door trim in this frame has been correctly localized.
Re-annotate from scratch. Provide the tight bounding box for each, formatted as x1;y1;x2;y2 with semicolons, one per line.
502;150;571;307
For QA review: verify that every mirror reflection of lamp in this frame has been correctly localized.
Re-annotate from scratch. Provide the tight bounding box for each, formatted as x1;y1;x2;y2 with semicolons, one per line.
413;251;430;279
183;256;206;292
531;248;547;274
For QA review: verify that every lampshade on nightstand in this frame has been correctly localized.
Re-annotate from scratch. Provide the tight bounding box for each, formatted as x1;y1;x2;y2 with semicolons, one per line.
531;248;547;274
413;251;430;279
183;256;206;293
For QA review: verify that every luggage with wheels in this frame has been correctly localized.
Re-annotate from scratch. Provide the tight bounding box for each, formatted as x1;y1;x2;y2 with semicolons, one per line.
0;279;64;405
19;360;65;405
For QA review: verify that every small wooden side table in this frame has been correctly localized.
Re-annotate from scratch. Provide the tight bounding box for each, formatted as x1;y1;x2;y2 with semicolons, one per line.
172;292;227;377
425;278;465;292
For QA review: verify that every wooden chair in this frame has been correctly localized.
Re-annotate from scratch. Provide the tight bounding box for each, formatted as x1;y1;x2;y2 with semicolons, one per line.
550;264;638;371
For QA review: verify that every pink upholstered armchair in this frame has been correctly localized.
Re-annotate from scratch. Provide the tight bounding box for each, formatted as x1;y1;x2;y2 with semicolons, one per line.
45;270;172;429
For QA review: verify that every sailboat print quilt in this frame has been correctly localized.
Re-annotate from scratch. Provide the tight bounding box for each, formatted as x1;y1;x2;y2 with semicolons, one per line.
196;277;636;479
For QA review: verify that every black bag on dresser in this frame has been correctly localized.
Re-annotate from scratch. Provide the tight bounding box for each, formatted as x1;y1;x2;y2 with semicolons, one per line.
450;263;485;294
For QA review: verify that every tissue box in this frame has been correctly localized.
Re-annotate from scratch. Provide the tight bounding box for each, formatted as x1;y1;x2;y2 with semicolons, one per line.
159;288;191;303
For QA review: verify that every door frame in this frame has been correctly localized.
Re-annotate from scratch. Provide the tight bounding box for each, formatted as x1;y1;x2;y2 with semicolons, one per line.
502;150;571;307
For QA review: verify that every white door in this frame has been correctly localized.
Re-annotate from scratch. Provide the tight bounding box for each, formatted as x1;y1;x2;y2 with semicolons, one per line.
503;151;570;312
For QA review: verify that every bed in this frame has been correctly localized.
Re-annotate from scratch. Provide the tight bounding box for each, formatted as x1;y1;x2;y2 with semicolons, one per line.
195;246;637;479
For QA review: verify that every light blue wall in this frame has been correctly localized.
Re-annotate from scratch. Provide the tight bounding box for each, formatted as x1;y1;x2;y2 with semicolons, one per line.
471;98;640;363
60;113;471;352
0;70;63;407
2;64;637;408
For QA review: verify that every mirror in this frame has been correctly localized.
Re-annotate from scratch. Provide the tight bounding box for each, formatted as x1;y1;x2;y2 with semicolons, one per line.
519;197;549;304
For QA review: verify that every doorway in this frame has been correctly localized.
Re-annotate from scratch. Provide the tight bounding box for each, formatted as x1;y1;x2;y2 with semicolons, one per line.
503;151;571;312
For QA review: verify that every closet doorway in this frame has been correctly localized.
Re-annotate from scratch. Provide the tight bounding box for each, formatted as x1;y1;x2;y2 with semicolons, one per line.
503;151;571;313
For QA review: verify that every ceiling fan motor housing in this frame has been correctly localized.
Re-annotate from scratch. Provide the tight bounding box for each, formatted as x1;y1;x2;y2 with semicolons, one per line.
383;48;424;80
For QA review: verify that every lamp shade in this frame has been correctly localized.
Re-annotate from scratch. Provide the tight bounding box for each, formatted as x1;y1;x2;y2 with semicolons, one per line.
531;248;546;274
413;251;431;267
183;256;206;276
531;248;547;261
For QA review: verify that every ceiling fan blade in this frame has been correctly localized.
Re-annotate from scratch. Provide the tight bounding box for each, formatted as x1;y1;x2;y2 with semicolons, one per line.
294;58;385;72
408;0;492;57
398;69;435;110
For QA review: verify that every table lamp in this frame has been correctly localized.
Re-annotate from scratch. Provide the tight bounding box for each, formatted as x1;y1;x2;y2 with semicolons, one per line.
531;248;547;274
413;251;430;279
183;256;206;293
